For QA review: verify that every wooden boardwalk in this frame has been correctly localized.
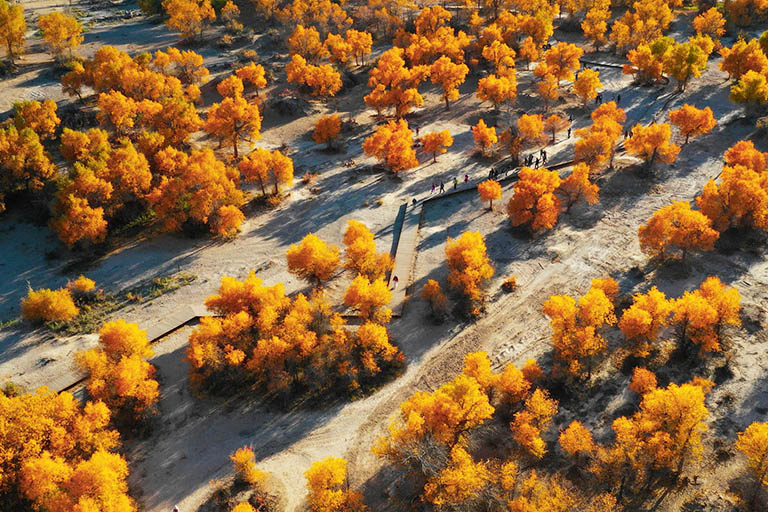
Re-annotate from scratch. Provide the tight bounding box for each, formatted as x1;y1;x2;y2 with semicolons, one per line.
57;157;584;393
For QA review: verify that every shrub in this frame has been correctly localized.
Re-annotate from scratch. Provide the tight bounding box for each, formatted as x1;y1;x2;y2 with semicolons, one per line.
502;276;517;292
21;287;79;322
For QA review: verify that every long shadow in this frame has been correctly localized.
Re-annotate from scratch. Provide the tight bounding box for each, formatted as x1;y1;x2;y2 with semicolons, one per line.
128;343;340;510
245;171;398;245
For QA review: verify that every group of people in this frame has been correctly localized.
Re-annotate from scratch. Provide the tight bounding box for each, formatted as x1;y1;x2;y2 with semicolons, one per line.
523;148;548;168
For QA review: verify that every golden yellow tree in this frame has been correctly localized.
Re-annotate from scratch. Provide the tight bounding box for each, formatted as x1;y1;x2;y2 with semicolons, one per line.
362;119;418;172
476;73;517;110
638;201;719;260
736;422;768;497
542;279;617;379
0;125;56;213
473;119;497;156
76;320;160;424
313;114;341;149
478;179;501;209
0;0;25;63
37;12;83;59
239;147;294;196
343;219;393;280
619;287;673;357
445;231;494;306
204;95;261;159
669;104;716;144
420;130;453;162
288;24;329;62
364;47;427;117
507;167;562;232
671;276;741;353
12;99;60;140
286;54;343;98
21;287;79;323
162;0;215;40
625;122;680;172
429;56;469;110
573;68;602;106
557;162;599;211
286;233;340;286
305;457;367;512
543;114;569;144
693;8;726;48
343;275;392;323
542;42;584;87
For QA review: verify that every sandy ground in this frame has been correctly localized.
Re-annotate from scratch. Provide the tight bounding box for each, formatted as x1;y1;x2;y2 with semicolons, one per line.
1;0;768;510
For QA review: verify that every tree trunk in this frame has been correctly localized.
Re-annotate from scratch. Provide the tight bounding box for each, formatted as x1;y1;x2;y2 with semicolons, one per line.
445;96;450;110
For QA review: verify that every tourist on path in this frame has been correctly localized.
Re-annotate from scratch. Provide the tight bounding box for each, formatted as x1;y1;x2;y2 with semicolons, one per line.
440;181;445;193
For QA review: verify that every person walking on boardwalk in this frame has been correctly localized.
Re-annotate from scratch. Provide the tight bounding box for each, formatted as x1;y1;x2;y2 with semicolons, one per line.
453;176;458;189
439;181;445;193
464;174;469;183
431;182;436;194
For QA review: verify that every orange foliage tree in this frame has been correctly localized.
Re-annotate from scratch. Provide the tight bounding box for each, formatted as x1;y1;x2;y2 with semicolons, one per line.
593;378;713;490
362;119;418;172
669;104;716;144
187;271;403;400
542;278;617;379
343;275;392;323
736;422;768;495
21;286;79;323
286;54;343;98
0;0;25;63
476;73;517;110
288;24;329;62
638;201;719;260
236;62;267;96
473;119;497;156
205;94;261;159
364;47;427;117
149;147;245;236
0;386;133;511
420;130;453;162
625;122;680;172
286;233;340;286
729;70;768;114
507;167;562;232
37;12;82;59
478;179;502;209
619;287;673;357
343;219;393;280
162;0;215;40
629;367;658;394
719;38;768;81
305;457;367;512
517;114;547;149
421;279;449;318
543;114;569;144
542;42;584;87
12;99;60;140
445;231;494;307
0;125;55;213
696;162;768;233
313;114;342;149
76;320;159;426
671;276;741;353
557;162;599;212
428;57;468;112
573;68;602;106
239;147;294;196
693;8;726;48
